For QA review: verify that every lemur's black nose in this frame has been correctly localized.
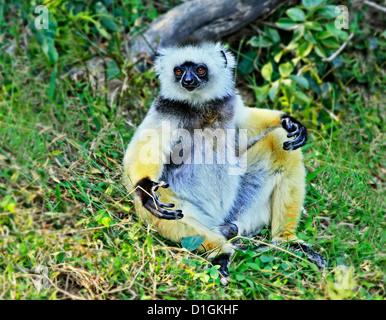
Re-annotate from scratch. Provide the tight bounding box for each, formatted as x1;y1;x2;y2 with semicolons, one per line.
183;78;194;85
182;70;198;91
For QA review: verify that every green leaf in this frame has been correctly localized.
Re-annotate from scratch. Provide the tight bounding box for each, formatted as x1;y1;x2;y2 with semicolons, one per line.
238;51;257;75
325;22;349;41
304;31;317;43
281;78;293;88
209;267;219;279
269;80;280;101
321;37;341;49
316;31;334;40
317;5;338;19
302;0;325;11
304;21;323;31
293;25;306;41
181;235;204;252
281;263;290;270
33;18;58;65
245;278;255;288
298;41;314;57
261;62;273;81
236;274;246;281
339;31;349;41
314;43;327;58
254;84;270;102
310;68;323;84
286;8;306;22
95;22;110;39
101;15;118;32
285;41;299;51
293;91;311;105
101;216;111;228
266;27;281;43
290;75;310;89
51;150;62;156
146;6;158;20
292;56;301;66
47;40;58;64
95;2;118;32
276;18;298;29
247;262;261;271
107;60;121;80
279;62;294;78
260;254;274;263
249;35;273;48
274;50;284;63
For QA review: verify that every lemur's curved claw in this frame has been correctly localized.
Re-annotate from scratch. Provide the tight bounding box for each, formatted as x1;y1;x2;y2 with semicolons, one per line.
144;198;183;220
136;178;183;220
281;115;308;150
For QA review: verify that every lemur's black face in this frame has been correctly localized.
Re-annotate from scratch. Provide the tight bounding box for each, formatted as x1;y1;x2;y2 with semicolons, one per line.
173;61;208;91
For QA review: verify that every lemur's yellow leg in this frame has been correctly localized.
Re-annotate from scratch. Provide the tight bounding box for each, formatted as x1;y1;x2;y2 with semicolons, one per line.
271;168;305;241
132;187;234;286
134;187;230;254
137;201;229;251
259;130;305;241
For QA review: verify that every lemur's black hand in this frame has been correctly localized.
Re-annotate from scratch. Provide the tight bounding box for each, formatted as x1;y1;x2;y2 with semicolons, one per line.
135;178;183;220
280;114;308;150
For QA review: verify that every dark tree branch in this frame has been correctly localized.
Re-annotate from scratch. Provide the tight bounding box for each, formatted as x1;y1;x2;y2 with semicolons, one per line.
129;0;283;58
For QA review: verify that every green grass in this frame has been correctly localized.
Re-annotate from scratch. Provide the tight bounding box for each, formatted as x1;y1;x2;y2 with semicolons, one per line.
0;1;384;300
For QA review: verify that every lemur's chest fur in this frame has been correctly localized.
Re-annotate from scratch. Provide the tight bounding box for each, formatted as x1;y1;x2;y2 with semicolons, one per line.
156;95;258;227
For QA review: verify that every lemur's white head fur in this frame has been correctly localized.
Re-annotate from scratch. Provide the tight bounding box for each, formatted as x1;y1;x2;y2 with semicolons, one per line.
154;42;236;105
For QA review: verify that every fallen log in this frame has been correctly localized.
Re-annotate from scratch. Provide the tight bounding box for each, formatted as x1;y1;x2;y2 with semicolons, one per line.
130;0;284;59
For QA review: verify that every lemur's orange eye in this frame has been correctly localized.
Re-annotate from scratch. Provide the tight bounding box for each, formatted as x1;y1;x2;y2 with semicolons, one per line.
197;67;206;74
174;68;182;75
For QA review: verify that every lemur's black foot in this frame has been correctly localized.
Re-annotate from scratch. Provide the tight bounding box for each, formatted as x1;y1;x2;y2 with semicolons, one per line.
280;114;308;150
235;240;327;270
211;253;232;286
287;243;327;270
135;178;183;220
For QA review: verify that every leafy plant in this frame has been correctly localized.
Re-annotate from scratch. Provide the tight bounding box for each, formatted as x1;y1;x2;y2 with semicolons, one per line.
240;0;351;125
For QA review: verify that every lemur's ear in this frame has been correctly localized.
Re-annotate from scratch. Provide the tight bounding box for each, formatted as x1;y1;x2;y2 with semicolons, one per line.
221;50;228;68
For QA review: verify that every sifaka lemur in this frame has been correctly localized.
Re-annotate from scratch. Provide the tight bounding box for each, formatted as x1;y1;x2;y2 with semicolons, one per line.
123;42;326;286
